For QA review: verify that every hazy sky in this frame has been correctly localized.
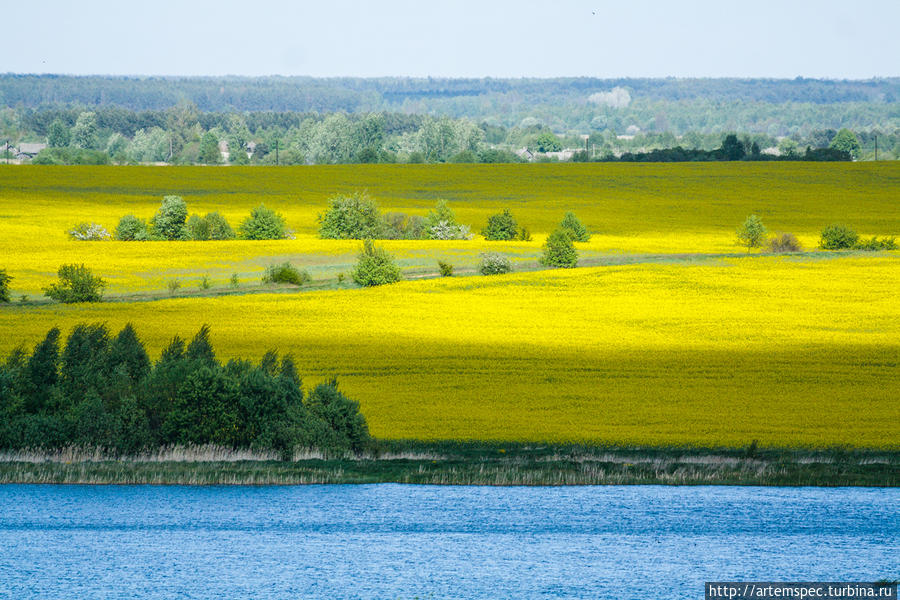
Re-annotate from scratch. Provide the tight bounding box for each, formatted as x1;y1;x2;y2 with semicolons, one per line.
5;0;899;78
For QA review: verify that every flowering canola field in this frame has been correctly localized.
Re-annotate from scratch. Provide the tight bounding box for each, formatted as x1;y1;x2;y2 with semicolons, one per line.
1;164;898;448
1;162;898;295
1;256;898;449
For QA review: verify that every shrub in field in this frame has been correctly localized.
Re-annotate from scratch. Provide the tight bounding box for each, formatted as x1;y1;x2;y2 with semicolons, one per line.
768;232;802;253
262;262;312;286
318;191;384;239
0;323;371;455
481;209;519;241
429;220;472;241
854;236;897;251
517;226;533;241
166;278;181;296
229;274;240;288
67;222;111;241
198;275;211;290
478;252;512;275
820;224;858;250
426;200;472;240
150;195;189;241
352;239;402;286
381;212;427;240
559;211;591;242
0;269;11;303
43;264;106;303
736;215;767;252
115;215;149;241
240;204;287;240
438;261;454;277
540;228;579;268
188;212;235;241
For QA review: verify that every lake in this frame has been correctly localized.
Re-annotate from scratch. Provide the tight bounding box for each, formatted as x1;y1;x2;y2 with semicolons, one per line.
1;484;896;599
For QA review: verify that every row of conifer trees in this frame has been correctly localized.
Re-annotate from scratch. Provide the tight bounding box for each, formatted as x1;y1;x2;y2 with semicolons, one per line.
0;324;370;456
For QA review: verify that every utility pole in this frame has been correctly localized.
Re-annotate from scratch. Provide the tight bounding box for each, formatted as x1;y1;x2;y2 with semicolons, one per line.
4;140;9;164
275;139;279;166
874;135;877;161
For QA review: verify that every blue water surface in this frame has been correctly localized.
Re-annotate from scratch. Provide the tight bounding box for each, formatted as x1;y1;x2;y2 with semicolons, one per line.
0;484;896;599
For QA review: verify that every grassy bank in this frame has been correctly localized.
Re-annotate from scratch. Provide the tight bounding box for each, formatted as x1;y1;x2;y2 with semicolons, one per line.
1;443;896;486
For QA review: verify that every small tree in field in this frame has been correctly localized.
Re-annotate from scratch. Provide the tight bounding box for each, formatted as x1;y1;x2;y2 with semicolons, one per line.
150;195;189;240
352;239;402;286
820;224;858;250
43;264;106;303
559;212;590;242
481;209;518;241
318;191;383;239
0;269;11;303
239;205;287;240
737;215;767;252
540;229;578;268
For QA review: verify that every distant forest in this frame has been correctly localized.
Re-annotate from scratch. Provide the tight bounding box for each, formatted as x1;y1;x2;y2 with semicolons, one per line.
1;75;898;163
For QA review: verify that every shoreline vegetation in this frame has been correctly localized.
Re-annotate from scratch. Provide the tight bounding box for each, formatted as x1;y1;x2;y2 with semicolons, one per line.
1;443;896;486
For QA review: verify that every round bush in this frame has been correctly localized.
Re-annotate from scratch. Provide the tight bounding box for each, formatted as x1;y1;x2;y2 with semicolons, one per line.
478;252;512;275
352;240;402;286
262;263;311;286
240;205;287;240
820;224;858;250
481;209;518;241
768;232;802;253
318;191;383;239
116;215;149;241
540;229;578;268
150;195;189;241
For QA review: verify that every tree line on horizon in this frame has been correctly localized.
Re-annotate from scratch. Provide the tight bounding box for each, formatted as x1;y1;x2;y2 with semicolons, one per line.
1;104;886;165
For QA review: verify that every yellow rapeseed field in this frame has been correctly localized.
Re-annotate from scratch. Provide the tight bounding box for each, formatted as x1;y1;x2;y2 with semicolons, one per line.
1;256;897;449
1;162;898;295
1;163;897;449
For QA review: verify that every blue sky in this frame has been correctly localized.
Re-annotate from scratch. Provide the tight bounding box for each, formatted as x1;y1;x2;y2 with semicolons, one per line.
5;0;898;78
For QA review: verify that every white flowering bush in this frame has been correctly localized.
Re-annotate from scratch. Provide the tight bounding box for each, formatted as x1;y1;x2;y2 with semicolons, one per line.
428;220;473;240
478;252;512;275
67;222;111;241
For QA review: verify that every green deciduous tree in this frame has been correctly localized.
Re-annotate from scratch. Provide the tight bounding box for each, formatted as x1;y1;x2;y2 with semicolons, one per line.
829;129;861;159
352;239;401;286
820;224;859;250
0;269;12;303
318;191;383;239
43;264;106;303
306;379;370;453
540;228;579;268
559;212;590;242
530;131;562;153
47;118;71;148
115;215;149;241
481;209;519;241
198;131;221;164
736;214;767;252
239;205;287;240
150;196;189;240
187;212;235;240
720;134;746;160
71;112;98;149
